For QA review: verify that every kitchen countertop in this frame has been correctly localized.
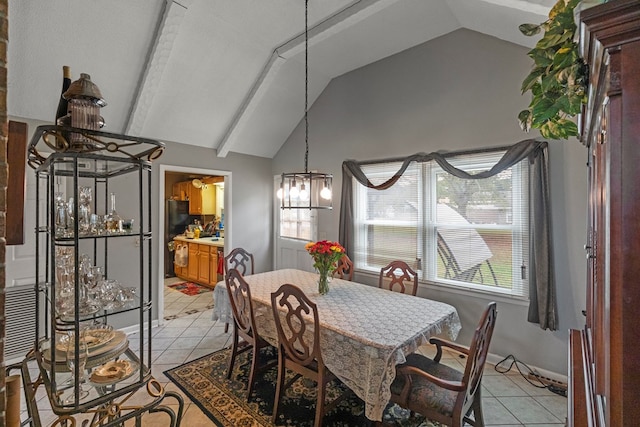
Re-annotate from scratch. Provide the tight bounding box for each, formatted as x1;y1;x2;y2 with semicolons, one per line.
174;235;224;248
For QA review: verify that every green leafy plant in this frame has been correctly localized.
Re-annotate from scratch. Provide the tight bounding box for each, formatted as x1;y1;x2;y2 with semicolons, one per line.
518;0;588;139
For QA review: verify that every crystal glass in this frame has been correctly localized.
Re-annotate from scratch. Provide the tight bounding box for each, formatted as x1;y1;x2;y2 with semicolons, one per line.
64;330;89;403
78;187;92;234
54;192;68;237
105;193;123;234
66;197;75;231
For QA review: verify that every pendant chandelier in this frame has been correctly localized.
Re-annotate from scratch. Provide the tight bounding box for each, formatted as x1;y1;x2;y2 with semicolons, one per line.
278;0;332;210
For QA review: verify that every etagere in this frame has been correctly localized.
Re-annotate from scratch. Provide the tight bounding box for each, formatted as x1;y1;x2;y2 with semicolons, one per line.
21;125;183;426
570;1;640;426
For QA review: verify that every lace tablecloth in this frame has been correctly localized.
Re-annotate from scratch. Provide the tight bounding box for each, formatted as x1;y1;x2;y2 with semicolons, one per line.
212;268;461;421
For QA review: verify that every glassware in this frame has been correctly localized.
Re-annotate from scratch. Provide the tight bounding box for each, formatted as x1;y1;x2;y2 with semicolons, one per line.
85;266;104;309
99;279;120;309
54;192;68;237
90;214;105;235
105;193;123;234
78;187;92;234
65;330;89;403
122;218;134;233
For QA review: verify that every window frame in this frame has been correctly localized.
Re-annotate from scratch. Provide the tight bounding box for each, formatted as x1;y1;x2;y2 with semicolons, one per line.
352;150;529;299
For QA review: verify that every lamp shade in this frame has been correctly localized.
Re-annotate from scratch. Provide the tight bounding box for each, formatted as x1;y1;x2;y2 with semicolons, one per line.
279;172;332;209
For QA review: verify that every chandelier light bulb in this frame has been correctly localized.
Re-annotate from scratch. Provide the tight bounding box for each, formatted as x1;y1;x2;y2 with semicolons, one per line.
276;186;283;199
320;180;332;200
299;182;309;201
289;179;299;199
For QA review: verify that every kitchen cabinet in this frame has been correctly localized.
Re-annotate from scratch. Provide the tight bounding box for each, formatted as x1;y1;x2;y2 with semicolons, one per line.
187;187;202;215
187;242;199;281
172;180;215;215
172;181;190;201
198;245;211;284
174;237;223;287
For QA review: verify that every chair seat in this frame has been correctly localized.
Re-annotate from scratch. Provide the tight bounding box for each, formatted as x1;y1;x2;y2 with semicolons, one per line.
390;353;463;418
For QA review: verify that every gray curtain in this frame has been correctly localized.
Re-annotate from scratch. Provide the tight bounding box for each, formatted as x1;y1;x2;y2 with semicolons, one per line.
338;138;557;331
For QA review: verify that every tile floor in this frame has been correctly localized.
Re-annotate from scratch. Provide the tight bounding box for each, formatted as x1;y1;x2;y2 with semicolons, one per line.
19;281;567;426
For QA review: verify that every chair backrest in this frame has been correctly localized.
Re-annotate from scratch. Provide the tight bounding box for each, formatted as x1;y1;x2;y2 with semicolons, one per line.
225;268;258;339
332;254;354;281
459;302;497;413
271;284;322;367
378;260;418;296
225;247;254;276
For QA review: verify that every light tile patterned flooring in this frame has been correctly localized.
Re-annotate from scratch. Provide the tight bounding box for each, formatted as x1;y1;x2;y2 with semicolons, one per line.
20;281;567;426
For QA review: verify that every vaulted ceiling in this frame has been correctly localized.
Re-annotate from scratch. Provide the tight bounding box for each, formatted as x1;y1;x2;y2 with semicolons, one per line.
8;0;554;159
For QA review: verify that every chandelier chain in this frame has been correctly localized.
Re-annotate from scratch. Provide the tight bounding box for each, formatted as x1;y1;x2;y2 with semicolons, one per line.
304;0;309;173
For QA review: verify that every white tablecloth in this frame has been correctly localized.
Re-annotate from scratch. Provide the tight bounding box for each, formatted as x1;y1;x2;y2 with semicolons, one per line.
212;269;461;421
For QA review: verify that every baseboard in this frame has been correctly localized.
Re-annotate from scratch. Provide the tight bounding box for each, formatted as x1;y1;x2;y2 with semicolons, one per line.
120;320;159;336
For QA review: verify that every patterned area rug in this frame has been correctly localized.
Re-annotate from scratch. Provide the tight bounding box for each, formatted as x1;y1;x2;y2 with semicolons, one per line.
165;347;443;426
168;281;212;296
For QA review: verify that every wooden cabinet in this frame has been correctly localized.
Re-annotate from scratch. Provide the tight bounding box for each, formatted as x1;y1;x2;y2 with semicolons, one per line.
172;181;190;201
189;187;203;214
187;242;199;282
174;239;222;287
197;244;211;284
172;180;215;215
570;2;640;426
209;247;218;284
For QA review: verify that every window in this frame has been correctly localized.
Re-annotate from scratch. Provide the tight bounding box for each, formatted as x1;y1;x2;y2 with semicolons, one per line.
276;176;317;241
353;150;529;298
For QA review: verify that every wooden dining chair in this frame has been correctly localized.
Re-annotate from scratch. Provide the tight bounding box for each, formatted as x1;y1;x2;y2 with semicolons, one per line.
332;254;354;281
270;284;349;427
378;260;418;296
389;302;497;427
225;268;276;401
224;247;255;276
224;248;255;332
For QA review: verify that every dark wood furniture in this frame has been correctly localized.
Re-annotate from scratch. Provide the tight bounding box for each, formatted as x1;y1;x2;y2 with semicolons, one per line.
223;247;255;332
224;247;255;276
378;260;418;296
332;254;354;281
569;2;640;426
225;268;276;401
270;284;349;427
7;121;27;245
390;302;497;427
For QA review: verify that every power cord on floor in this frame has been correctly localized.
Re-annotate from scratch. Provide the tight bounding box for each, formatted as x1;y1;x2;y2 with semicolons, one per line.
494;354;567;397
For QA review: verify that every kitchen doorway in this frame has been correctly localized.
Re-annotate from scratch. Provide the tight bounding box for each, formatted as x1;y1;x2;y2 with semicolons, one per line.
157;165;231;325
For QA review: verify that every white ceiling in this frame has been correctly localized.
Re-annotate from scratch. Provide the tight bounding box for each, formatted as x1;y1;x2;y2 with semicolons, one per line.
8;0;554;159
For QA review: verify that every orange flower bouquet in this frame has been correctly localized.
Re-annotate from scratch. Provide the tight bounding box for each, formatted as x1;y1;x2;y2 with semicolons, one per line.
305;240;345;295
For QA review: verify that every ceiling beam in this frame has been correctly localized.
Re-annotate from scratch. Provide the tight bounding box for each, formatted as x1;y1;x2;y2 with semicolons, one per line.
125;0;193;136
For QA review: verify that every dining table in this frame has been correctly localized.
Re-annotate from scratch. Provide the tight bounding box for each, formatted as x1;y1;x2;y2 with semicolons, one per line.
211;268;461;421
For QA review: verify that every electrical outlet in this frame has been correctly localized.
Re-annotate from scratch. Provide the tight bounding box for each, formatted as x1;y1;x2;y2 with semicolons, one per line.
527;372;567;390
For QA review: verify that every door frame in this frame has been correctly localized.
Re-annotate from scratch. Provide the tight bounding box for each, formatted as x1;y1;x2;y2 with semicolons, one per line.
157;164;231;325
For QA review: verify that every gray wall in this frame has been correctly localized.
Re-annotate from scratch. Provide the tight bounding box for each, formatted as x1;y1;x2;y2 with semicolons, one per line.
273;29;587;375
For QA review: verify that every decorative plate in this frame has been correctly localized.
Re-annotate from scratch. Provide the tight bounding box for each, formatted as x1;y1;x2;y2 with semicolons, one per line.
56;327;115;353
89;360;139;386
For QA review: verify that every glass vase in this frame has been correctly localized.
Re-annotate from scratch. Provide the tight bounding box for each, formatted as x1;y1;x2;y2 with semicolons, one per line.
318;269;330;295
